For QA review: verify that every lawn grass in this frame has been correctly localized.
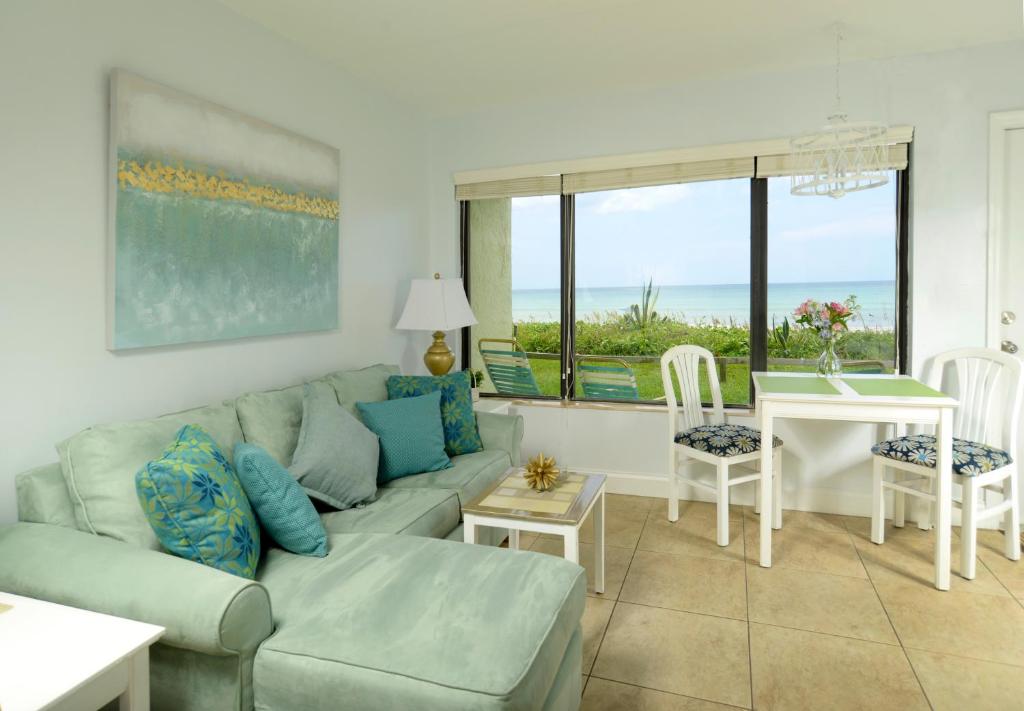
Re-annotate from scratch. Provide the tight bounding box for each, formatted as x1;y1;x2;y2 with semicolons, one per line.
517;357;893;405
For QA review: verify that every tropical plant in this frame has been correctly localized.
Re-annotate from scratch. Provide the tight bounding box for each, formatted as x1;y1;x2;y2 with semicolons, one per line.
623;279;666;331
769;316;793;357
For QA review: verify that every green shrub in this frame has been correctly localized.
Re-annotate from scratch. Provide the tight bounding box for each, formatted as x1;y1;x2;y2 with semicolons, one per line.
515;315;894;362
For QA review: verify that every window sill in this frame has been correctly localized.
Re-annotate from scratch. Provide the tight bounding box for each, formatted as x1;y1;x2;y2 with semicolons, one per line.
479;396;755;417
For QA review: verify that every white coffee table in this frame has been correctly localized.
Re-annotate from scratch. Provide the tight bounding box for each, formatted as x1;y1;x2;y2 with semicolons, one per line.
462;468;607;593
0;592;164;711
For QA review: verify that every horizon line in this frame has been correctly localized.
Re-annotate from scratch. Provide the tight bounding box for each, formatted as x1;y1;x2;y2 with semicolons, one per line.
511;279;895;291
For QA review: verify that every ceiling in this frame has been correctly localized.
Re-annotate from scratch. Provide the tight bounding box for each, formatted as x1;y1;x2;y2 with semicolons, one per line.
216;0;1023;115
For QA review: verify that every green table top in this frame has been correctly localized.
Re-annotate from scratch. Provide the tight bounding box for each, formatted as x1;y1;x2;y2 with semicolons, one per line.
841;377;947;398
755;375;840;395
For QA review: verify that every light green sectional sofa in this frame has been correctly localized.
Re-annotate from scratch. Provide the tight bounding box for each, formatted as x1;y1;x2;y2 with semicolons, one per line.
0;365;585;711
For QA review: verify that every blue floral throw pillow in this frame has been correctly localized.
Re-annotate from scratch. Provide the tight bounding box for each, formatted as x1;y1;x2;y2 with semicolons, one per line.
386;371;483;456
136;424;260;579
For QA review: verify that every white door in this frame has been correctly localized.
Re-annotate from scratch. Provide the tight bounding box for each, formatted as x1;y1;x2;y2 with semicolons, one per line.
989;112;1024;532
990;119;1024;359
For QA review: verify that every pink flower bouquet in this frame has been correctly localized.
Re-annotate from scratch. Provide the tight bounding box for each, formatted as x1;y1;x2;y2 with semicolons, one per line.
793;297;860;342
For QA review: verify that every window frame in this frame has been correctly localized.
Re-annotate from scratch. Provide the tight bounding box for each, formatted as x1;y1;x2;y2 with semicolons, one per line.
460;161;911;407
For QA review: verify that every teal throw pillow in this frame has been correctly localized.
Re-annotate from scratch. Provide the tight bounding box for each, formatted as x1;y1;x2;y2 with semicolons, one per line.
290;382;379;510
234;443;327;557
386;370;483;456
135;425;260;579
356;391;452;483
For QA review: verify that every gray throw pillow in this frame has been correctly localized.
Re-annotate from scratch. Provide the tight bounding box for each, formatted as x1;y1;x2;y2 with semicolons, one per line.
290;382;379;510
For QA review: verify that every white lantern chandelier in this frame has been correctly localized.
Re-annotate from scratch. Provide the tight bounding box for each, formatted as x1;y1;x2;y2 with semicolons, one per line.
790;24;890;198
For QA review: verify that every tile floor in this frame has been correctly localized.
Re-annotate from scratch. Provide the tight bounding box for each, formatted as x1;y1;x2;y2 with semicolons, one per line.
517;494;1024;710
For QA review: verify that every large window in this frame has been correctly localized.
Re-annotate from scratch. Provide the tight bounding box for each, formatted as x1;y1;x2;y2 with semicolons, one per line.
574;180;751;405
460;153;908;407
767;173;900;375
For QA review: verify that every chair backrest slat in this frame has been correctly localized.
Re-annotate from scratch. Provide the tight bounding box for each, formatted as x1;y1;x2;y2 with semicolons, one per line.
660;345;724;437
926;347;1023;455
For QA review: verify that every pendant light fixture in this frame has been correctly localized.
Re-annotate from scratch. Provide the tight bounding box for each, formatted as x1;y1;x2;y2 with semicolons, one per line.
790;24;890;198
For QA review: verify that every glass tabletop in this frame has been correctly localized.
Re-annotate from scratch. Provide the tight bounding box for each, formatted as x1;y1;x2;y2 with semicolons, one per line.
462;468;606;525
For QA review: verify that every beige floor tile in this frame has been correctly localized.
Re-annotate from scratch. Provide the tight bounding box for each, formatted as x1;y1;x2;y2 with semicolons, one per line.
744;525;866;578
606;493;661;515
582;596;615;674
592;603;751;708
638;512;745;563
506;532;539;550
581;677;735;710
850;522;1009;596
975;529;1024;598
750;623;929;711
619;550;747;620
570;509;647;549
746;565;897;644
743;506;850;534
873;579;1024;666
906;648;1024;711
666;499;743;522
531;538;634;599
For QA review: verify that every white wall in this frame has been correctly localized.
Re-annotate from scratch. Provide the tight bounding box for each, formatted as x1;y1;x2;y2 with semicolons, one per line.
429;41;1024;517
0;0;431;523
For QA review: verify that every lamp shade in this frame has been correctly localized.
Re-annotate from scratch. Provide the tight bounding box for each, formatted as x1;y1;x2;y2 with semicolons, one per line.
395;277;477;332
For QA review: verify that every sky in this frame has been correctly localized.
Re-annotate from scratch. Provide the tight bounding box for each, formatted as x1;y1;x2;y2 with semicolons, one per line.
508;173;898;291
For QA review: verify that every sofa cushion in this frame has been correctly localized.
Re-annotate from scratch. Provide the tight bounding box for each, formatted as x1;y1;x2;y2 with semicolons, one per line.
15;462;77;529
386;371;483;456
319;488;460;539
136;425;260;579
357;392;452;483
235;443;328;557
291;382;379;509
254;533;585;711
57;403;244;549
324;364;400;417
385;448;510;507
234;383;305;466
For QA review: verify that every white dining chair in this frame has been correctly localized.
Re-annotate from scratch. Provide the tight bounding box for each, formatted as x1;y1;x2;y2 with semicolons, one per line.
871;347;1023;578
662;345;783;546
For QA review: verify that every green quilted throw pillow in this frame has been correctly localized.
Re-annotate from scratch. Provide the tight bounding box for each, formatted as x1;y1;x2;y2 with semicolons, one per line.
136;424;260;579
386;371;483;456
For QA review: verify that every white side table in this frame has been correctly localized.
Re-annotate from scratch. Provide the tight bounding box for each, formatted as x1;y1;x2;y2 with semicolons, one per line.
0;592;164;711
462;469;606;593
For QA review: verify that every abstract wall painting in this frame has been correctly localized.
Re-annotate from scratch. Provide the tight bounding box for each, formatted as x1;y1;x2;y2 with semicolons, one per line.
108;70;340;349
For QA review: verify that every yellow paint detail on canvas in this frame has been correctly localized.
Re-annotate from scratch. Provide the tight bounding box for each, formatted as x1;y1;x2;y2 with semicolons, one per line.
118;159;339;220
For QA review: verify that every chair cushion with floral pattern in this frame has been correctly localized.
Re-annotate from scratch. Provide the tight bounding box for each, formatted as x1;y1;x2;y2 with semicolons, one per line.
871;434;1012;476
674;423;783;457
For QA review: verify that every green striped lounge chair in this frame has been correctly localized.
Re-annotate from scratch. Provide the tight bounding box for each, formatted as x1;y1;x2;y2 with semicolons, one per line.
576;357;640;400
478;338;542;397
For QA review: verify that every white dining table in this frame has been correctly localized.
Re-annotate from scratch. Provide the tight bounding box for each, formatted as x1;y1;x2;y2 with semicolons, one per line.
752;372;959;590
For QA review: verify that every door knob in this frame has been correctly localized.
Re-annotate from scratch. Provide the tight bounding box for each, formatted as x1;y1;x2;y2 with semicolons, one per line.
1002;340;1019;355
1002;311;1017;326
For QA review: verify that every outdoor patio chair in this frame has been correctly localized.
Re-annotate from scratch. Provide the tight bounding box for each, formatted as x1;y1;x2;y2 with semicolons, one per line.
576;357;641;400
478;338;542;397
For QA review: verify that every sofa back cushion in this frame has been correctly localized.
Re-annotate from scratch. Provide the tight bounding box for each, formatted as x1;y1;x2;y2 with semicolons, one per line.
324;364;399;417
58;403;243;549
234;383;305;465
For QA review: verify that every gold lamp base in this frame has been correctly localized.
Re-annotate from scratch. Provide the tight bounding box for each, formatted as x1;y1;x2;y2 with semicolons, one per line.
424;331;455;376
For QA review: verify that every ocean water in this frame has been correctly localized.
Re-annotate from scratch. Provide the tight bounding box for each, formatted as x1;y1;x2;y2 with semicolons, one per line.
512;280;896;330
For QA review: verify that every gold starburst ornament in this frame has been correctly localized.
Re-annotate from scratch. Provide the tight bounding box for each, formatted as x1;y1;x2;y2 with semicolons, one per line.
524;453;560;492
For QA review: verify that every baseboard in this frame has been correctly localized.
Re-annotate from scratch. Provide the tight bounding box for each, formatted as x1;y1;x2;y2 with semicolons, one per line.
566;464;1002;528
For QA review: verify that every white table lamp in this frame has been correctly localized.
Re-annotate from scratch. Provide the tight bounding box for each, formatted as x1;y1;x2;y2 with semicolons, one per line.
396;274;477;375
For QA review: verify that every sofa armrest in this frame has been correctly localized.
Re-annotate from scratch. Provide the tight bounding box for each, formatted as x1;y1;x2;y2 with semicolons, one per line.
476;411;524;466
0;523;273;656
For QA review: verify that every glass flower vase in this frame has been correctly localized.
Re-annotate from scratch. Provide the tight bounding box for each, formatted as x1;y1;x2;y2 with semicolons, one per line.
816;338;842;377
